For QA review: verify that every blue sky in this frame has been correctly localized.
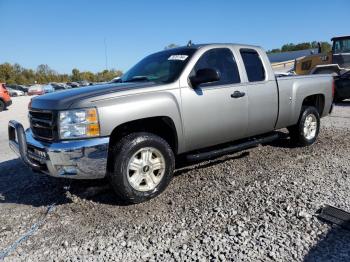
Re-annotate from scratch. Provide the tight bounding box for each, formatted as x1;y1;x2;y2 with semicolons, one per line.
0;0;349;74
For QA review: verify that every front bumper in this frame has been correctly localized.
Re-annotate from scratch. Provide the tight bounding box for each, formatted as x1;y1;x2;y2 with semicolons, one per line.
8;120;109;179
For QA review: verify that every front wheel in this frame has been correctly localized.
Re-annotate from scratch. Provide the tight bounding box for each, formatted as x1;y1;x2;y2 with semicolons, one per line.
109;132;175;203
288;106;320;146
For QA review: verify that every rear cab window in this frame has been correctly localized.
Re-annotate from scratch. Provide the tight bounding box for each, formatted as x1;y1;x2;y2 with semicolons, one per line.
240;48;266;82
190;48;241;87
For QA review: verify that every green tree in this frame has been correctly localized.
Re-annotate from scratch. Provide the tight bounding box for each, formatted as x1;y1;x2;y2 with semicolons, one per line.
267;48;281;54
71;68;81;82
320;42;332;53
268;41;332;54
0;62;123;85
79;71;97;82
0;63;15;83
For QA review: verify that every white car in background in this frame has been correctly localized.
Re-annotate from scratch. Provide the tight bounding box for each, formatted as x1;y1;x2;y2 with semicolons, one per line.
6;88;24;97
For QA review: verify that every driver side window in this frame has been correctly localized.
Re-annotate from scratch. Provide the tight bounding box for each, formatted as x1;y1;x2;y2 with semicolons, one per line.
190;48;241;87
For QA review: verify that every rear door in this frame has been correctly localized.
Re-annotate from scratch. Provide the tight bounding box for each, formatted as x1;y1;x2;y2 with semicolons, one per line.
180;47;248;152
239;48;278;137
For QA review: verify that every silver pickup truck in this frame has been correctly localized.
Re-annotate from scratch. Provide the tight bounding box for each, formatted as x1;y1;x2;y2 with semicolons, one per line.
8;43;334;203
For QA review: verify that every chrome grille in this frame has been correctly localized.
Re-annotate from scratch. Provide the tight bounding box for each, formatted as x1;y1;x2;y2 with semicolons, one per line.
29;109;55;140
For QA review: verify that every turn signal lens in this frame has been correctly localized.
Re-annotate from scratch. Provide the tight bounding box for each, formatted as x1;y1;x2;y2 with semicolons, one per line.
87;108;98;122
86;123;100;137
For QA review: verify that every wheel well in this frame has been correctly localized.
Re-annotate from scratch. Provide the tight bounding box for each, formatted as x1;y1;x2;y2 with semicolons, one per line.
107;116;178;173
302;94;325;116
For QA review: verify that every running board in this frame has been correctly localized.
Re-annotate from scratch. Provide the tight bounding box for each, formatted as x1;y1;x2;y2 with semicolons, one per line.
186;133;280;162
318;205;350;230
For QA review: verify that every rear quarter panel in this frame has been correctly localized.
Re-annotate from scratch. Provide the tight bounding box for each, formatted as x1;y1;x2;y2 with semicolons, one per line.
275;75;333;129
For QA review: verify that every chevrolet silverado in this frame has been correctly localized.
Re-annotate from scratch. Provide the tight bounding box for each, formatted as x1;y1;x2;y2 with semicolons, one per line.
8;43;334;203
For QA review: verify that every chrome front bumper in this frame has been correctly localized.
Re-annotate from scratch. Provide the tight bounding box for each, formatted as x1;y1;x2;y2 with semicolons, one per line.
8;120;109;179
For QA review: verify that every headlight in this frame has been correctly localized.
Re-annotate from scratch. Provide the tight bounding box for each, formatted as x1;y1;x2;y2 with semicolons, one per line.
59;108;100;139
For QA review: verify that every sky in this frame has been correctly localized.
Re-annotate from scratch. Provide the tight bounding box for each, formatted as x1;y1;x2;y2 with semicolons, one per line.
0;0;349;74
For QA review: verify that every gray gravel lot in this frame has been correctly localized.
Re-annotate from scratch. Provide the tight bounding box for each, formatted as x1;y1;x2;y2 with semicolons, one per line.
0;96;350;261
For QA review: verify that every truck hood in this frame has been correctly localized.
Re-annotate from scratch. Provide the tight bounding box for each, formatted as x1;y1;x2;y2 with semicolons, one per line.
30;82;158;110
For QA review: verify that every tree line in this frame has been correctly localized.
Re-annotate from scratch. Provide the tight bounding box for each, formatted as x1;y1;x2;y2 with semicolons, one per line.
267;41;332;54
0;63;123;85
165;41;332;55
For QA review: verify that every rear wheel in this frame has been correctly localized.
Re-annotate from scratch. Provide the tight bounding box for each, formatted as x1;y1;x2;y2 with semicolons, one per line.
0;100;5;112
334;95;344;103
109;132;175;203
288;106;320;146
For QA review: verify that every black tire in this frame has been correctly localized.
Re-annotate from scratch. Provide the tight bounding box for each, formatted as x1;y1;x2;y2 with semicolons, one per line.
288;106;320;146
334;96;344;103
109;132;175;203
0;100;5;112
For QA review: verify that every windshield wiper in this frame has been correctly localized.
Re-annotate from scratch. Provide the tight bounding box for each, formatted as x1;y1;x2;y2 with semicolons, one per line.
123;76;150;83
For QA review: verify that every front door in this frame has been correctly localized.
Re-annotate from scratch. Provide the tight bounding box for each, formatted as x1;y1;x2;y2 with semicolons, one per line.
181;48;248;152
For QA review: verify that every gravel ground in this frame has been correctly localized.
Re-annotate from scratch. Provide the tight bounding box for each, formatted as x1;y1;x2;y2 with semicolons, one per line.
0;96;350;261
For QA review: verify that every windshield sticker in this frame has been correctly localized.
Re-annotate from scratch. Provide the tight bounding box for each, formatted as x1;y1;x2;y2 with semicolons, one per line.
168;55;188;61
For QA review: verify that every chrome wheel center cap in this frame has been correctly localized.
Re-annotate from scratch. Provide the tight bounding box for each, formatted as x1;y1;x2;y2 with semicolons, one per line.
142;165;150;173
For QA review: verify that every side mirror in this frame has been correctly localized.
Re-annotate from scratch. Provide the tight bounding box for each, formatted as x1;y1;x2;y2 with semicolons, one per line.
190;68;220;87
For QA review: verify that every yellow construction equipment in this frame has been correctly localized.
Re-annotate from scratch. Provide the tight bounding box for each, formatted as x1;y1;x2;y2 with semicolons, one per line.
295;36;350;75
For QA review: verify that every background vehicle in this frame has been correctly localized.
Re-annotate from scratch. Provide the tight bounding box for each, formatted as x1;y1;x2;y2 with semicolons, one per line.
51;83;70;91
77;80;91;86
66;82;80;88
9;43;334;203
334;71;350;102
295;35;350;76
0;83;12;111
42;84;55;94
6;87;24;96
28;85;44;96
6;84;28;95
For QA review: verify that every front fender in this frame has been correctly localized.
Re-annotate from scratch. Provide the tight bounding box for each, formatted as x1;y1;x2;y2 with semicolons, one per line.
96;90;185;152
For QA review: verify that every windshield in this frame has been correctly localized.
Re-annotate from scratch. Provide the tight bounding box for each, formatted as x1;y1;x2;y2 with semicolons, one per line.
121;48;196;84
333;38;350;54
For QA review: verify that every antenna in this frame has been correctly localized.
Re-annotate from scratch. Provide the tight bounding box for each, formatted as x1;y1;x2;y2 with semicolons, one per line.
104;37;108;70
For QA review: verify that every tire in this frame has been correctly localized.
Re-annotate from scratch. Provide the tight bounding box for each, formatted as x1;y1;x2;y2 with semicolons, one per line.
0;100;5;112
288;106;320;146
333;92;342;103
109;132;175;203
334;96;344;103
